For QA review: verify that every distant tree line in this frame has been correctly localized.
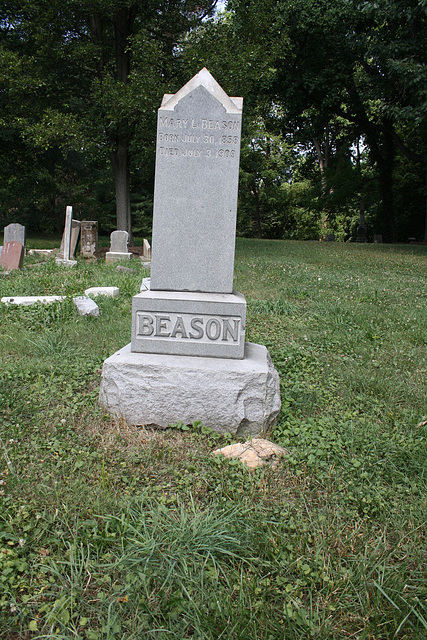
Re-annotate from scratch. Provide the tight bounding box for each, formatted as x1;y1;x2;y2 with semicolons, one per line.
1;0;426;242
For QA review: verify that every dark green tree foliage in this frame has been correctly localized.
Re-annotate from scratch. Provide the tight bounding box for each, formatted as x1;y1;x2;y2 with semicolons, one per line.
0;1;217;236
1;0;426;241
224;0;427;241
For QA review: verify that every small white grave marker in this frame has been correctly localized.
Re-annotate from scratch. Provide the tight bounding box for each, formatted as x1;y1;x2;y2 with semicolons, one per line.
1;295;65;306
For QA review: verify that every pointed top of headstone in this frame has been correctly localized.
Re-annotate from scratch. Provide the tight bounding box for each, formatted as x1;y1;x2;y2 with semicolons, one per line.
160;68;243;113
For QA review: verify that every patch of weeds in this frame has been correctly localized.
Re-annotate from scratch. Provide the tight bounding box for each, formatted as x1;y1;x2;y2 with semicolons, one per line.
1;297;76;333
24;329;80;358
248;298;300;316
168;419;234;446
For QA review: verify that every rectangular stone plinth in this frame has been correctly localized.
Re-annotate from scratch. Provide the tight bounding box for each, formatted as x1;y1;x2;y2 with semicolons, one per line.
131;290;246;359
106;251;132;263
99;342;281;436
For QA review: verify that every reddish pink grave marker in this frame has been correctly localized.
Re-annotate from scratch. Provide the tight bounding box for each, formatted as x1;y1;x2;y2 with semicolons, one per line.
0;241;24;271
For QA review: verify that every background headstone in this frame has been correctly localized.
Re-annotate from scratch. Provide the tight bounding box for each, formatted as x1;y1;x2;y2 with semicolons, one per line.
60;206;73;261
116;265;135;274
70;220;80;257
28;249;54;256
150;68;243;294
4;223;25;247
57;206;78;266
80;221;98;259
106;230;132;263
142;239;151;260
0;241;24;271
110;230;128;253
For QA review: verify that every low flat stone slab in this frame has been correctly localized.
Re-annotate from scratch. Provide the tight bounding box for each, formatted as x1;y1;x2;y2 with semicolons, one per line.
99;342;281;436
28;249;54;256
212;438;288;469
1;295;65;306
55;258;77;267
115;265;135;274
105;251;132;263
73;296;100;316
85;286;119;298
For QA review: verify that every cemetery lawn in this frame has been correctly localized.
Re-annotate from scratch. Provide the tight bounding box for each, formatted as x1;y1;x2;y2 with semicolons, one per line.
1;238;426;640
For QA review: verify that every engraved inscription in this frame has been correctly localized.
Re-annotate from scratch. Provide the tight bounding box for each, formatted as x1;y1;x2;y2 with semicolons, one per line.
158;133;179;143
136;312;241;343
158;116;241;161
159;147;179;156
159;117;240;131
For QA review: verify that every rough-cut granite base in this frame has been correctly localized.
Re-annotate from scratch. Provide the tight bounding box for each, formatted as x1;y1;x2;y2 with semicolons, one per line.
99;342;281;436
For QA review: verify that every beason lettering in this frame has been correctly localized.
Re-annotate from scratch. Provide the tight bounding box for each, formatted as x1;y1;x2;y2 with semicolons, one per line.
137;312;240;342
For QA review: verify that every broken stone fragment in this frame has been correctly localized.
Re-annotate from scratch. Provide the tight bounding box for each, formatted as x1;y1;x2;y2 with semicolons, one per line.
115;265;135;274
73;296;100;317
85;286;119;298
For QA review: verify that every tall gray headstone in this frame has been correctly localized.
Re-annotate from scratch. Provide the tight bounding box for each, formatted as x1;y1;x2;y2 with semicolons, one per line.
132;69;245;359
99;69;281;435
4;223;25;247
63;206;73;261
150;68;243;294
56;206;78;266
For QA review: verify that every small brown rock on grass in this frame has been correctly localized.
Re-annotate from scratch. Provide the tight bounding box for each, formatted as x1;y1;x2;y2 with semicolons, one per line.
212;438;289;470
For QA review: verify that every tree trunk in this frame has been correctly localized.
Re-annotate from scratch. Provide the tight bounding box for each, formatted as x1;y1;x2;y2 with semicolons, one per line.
424;161;427;243
312;135;328;196
110;136;132;242
376;129;396;242
313;131;330;238
109;7;136;239
251;187;262;238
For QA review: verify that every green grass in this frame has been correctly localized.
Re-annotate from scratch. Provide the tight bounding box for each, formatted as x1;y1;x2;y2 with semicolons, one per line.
0;239;426;639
